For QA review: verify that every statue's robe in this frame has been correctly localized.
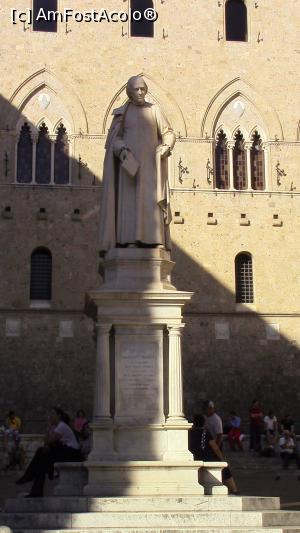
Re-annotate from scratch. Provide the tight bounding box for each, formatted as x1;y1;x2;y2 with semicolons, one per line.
99;101;176;252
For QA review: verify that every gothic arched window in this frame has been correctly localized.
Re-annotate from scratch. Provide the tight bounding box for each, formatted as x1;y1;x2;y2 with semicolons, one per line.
215;130;229;189
17;123;33;183
250;131;265;191
130;0;154;37
30;248;52;301
36;123;51;184
233;130;247;190
225;0;247;42
235;253;254;303
33;0;58;32
54;124;69;184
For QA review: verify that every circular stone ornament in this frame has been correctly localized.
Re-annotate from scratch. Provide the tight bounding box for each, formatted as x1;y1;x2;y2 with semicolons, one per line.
38;93;51;110
232;100;246;118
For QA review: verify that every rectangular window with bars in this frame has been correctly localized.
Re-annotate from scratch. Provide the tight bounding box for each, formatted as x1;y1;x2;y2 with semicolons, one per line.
30;249;52;300
235;253;254;303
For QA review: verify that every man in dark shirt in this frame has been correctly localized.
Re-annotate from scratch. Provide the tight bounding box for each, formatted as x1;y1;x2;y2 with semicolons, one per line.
189;414;238;494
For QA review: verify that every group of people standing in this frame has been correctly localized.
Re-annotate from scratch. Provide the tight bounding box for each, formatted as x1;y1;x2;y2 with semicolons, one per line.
225;401;278;454
189;399;300;493
190;399;300;482
248;400;300;474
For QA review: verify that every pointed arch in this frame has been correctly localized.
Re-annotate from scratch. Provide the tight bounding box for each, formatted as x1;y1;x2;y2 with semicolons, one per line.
16;117;37;136
201;77;283;140
102;72;187;137
5;68;88;133
215;124;231;141
53;118;72;136
36;117;54;133
249;125;267;142
231;124;248;141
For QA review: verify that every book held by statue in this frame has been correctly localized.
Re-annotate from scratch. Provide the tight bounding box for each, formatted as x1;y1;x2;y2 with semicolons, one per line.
121;151;139;178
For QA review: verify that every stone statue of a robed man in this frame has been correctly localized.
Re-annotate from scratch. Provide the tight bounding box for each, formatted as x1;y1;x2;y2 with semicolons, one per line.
99;76;176;253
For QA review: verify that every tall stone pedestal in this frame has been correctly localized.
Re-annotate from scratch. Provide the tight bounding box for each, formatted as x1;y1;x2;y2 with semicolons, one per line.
83;248;226;496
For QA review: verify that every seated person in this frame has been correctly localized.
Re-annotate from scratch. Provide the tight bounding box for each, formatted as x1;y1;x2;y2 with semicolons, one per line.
6;411;21;431
4;410;21;443
16;407;83;497
2;427;24;471
73;409;88;437
279;429;300;470
73;410;91;459
280;415;295;437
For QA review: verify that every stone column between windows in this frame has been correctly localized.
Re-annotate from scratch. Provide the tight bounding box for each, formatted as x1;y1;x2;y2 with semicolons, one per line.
227;141;235;190
32;134;38;184
50;136;55;185
93;323;112;422
167;325;186;423
245;142;252;190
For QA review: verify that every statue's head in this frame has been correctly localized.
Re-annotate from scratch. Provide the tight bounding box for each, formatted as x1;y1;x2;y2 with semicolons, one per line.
126;75;148;105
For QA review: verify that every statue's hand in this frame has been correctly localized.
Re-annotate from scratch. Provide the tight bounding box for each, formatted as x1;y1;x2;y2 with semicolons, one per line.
160;145;171;158
119;148;129;161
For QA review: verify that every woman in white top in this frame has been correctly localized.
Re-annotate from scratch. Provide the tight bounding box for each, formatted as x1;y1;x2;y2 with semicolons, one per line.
16;407;83;497
264;410;278;446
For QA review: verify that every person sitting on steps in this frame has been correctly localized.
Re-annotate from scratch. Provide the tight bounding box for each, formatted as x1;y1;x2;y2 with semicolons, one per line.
16;407;83;497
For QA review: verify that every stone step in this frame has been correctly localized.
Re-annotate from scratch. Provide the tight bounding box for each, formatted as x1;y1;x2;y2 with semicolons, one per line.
7;526;300;533
4;496;280;513
262;512;300;527
2;510;300;529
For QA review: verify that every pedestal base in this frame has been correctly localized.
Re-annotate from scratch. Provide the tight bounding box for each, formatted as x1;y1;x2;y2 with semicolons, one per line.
90;421;193;462
54;460;228;496
83;461;205;496
88;421;116;462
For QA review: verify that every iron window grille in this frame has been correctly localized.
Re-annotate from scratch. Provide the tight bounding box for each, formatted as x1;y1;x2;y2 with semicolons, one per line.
30;248;52;300
235;253;254;303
